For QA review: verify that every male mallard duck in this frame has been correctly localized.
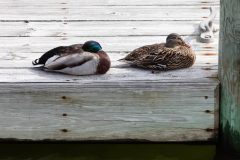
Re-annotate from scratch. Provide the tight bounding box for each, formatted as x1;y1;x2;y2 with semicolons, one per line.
120;33;196;70
32;41;111;75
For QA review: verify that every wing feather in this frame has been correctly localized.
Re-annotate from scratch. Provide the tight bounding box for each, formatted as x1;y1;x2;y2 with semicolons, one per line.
122;43;165;61
45;52;95;70
33;44;83;65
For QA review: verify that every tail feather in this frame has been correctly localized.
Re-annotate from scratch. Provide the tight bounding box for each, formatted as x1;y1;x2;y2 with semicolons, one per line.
118;58;132;62
118;58;135;66
118;58;125;61
32;59;40;65
31;66;45;70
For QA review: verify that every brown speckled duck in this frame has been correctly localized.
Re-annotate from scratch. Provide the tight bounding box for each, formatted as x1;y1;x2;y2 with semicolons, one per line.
32;41;111;75
120;33;196;70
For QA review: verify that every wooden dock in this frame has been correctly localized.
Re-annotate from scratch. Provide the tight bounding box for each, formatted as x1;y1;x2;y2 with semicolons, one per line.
0;0;219;141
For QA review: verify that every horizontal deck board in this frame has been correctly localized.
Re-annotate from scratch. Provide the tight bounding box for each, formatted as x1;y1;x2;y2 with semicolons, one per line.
0;83;217;141
0;6;219;21
0;0;219;6
0;67;218;83
0;21;219;37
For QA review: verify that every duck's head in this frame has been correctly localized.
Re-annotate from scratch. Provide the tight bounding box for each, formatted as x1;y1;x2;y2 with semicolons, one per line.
82;40;102;53
165;33;189;48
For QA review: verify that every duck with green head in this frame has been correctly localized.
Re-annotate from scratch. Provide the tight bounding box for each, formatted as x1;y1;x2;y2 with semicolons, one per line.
32;41;111;75
120;33;196;70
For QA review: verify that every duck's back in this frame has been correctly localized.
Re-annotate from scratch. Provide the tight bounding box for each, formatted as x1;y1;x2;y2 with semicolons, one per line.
123;43;165;61
123;43;195;70
34;44;83;65
160;45;196;70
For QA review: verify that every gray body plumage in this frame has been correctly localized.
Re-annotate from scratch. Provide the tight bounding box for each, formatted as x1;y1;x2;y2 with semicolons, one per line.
44;52;100;75
32;41;111;75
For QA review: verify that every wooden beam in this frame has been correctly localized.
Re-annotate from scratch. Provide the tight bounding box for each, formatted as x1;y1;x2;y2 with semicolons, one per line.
0;83;217;141
219;0;240;154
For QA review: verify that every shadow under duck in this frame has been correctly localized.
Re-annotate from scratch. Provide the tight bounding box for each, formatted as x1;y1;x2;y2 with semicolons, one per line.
32;41;111;75
120;33;196;71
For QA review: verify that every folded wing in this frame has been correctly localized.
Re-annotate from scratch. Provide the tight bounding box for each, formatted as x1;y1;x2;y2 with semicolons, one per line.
45;52;95;70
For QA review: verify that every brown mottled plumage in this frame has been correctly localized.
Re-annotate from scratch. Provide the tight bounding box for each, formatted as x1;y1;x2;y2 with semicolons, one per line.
121;33;196;70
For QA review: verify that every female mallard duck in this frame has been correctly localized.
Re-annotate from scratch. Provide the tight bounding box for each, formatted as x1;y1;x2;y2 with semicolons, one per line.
120;33;196;70
32;41;111;75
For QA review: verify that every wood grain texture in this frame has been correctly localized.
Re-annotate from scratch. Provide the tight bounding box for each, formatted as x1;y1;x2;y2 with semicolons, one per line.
219;0;240;153
0;6;219;21
0;67;218;83
0;21;219;37
0;0;219;6
0;83;217;141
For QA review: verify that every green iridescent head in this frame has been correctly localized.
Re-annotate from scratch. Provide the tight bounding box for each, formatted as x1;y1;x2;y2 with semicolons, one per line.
82;41;102;53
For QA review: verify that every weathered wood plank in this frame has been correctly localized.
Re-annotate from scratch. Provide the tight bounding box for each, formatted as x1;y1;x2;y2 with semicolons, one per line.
0;83;217;141
0;21;219;37
0;66;218;83
0;0;219;6
219;0;240;154
0;36;218;53
0;6;219;21
0;61;218;84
